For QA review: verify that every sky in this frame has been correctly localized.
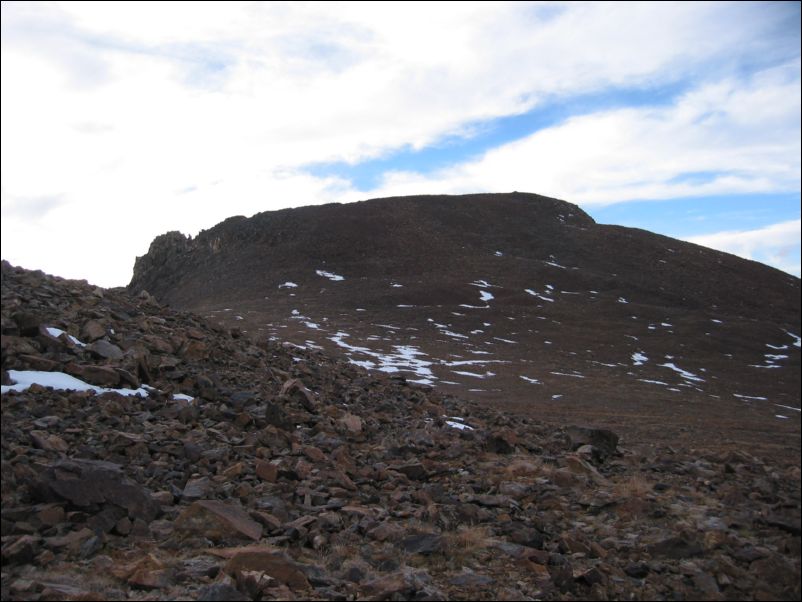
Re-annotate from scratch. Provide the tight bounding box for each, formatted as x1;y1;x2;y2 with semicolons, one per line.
1;1;800;287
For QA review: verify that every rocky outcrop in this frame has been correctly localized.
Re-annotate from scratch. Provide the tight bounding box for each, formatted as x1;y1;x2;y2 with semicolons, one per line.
129;230;193;296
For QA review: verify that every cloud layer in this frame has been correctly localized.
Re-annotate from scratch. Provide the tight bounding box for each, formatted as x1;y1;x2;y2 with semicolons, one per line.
1;1;800;285
686;219;801;278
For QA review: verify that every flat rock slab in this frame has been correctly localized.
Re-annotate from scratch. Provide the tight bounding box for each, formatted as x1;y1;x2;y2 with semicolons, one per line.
175;500;262;543
212;545;310;590
34;459;160;523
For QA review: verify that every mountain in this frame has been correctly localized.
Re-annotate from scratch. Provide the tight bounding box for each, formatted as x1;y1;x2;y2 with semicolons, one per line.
129;192;801;456
2;260;800;600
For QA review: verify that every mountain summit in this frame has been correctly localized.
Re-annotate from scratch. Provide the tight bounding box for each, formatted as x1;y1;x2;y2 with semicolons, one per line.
130;192;800;453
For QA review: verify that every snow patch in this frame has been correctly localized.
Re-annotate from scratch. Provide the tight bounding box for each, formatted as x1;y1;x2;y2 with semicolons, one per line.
525;289;554;303
2;370;149;397
316;270;344;281
453;370;495;378
45;327;86;348
732;394;766;401
638;379;669;386
279;282;298;288
550;371;585;379
659;362;705;382
469;280;496;288
632;351;648;366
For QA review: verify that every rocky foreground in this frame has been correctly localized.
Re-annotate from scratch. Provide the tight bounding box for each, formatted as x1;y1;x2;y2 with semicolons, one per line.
1;261;800;601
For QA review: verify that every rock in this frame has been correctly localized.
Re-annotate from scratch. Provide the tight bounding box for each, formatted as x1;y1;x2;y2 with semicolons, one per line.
33;459;160;523
548;554;574;593
182;476;211;500
400;533;444;555
449;571;495;587
87;505;127;533
486;430;517;454
30;431;69;452
113;554;169;589
88;340;124;360
151;491;174;506
43;528;94;551
396;462;428;481
182;339;209;360
559;533;590;555
175;500;263;543
64;364;120;387
757;514;802;536
1;535;40;564
197;583;246;601
81;320;107;342
255;461;278;483
12;311;44;336
575;566;605;587
565;426;619;460
339;413;363;434
36;504;65;527
280;378;317;412
263;402;294;431
563;454;608;484
360;568;444;600
17;353;60;371
367;521;404;542
732;545;769;563
625;562;650;578
221;546;310;590
648;535;704;559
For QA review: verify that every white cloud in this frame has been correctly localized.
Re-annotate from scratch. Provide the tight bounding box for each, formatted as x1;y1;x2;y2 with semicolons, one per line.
358;60;801;204
1;1;800;286
685;219;802;277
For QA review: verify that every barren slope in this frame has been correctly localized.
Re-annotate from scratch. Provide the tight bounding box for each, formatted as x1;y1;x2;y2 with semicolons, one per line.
129;192;801;456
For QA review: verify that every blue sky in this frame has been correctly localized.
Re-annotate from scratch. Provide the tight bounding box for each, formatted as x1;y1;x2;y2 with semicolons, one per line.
1;1;800;286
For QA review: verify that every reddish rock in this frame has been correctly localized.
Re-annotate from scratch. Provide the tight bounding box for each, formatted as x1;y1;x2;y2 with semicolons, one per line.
30;431;69;452
255;461;278;483
213;545;310;590
64;363;120;387
339;413;363;434
81;320;107;342
175;500;262;543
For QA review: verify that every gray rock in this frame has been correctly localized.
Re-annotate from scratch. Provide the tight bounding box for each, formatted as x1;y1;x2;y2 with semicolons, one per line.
89;340;124;360
33;459;160;523
565;426;619;460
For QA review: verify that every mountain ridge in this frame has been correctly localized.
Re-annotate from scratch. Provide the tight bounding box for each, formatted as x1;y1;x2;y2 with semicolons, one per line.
127;192;800;456
130;192;798;318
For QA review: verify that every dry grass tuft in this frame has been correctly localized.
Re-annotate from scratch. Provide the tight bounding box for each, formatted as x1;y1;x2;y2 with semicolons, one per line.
443;525;492;551
614;474;653;498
